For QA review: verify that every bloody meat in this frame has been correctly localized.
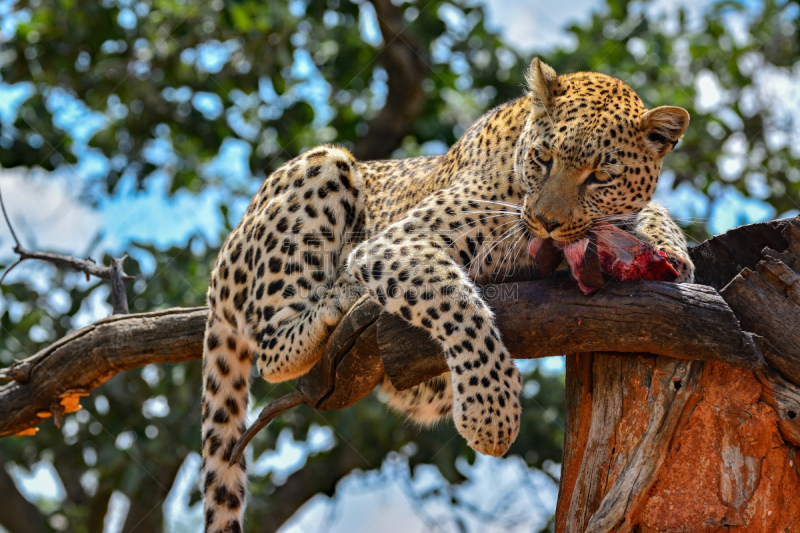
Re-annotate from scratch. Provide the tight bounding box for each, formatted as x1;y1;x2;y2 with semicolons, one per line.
529;222;679;295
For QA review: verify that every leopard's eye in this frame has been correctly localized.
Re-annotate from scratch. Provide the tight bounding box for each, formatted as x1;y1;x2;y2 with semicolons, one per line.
534;150;553;168
585;170;613;185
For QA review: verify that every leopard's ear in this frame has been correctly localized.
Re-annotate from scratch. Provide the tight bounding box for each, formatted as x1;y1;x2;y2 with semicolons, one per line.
641;106;690;156
526;58;559;110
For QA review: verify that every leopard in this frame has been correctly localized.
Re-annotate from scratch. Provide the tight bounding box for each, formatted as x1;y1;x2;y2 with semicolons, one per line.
199;58;693;532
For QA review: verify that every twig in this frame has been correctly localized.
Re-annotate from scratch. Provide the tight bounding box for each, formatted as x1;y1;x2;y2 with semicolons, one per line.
50;400;65;429
0;179;20;247
8;245;134;282
109;255;131;314
228;390;307;467
0;258;23;285
0;361;31;383
0;180;133;313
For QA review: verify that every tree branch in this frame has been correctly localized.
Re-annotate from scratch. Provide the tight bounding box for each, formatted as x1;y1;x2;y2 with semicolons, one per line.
109;255;130;314
0;177;21;249
376;281;764;391
353;0;430;160
0;282;768;439
6;246;134;283
2;217;799;445
0;307;206;437
0;180;132;312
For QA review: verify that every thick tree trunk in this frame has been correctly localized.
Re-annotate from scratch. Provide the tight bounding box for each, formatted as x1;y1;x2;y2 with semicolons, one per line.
557;355;800;533
555;218;800;532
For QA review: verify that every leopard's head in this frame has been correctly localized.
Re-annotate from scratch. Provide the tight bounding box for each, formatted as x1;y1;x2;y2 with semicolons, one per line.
515;58;689;242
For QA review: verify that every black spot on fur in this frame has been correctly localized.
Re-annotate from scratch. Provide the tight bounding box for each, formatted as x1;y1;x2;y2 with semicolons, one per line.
267;280;285;295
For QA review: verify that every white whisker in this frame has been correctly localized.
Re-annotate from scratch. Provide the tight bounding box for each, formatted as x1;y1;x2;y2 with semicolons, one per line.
488;230;522;275
466;220;522;274
497;228;525;277
444;214;518;250
459;211;521;217
468;199;524;210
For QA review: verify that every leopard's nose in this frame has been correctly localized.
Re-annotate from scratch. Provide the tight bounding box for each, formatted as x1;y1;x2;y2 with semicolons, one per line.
535;214;562;233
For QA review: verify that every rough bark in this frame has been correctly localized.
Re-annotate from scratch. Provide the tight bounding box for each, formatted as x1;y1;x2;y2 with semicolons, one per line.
557;354;707;533
377;281;763;390
557;355;800;533
719;220;800;386
0;307;206;437
757;366;800;447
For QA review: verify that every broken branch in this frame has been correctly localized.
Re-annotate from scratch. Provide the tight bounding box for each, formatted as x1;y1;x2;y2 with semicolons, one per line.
0;182;133;312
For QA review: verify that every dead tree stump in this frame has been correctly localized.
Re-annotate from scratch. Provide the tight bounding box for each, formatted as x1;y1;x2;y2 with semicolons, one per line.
556;218;800;533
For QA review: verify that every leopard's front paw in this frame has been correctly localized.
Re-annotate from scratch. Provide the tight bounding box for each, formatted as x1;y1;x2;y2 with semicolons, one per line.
660;247;695;283
452;354;522;457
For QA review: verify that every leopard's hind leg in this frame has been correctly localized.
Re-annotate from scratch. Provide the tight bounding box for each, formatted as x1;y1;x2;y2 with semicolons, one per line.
254;270;364;383
245;147;365;383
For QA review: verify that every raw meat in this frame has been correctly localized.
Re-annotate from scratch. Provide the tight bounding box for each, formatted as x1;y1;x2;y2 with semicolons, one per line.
529;222;679;295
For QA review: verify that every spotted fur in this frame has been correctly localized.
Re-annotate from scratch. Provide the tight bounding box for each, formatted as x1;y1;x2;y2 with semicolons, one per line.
201;58;692;532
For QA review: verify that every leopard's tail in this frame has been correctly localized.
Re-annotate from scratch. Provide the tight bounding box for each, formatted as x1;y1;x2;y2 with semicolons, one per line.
201;310;252;533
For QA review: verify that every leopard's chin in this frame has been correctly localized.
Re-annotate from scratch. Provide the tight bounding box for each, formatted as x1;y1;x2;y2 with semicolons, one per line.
524;225;591;244
549;230;592;245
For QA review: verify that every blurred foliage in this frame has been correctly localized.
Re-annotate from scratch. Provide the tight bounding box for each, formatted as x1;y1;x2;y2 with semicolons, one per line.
1;0;799;531
0;0;522;193
0;0;561;531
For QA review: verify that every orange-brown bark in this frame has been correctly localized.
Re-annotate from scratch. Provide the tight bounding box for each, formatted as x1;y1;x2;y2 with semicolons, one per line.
640;363;800;533
557;357;800;533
